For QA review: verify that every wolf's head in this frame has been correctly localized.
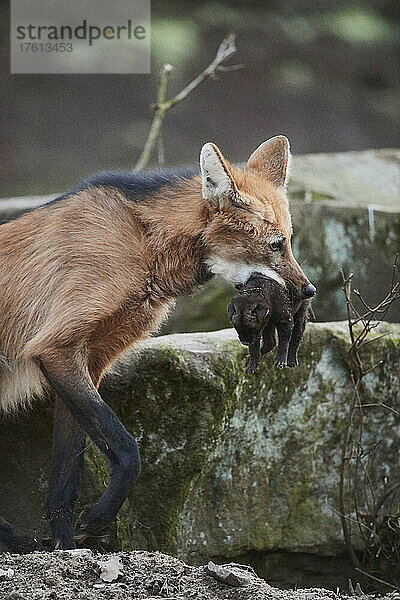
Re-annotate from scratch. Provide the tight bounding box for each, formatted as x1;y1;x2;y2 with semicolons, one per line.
200;136;316;300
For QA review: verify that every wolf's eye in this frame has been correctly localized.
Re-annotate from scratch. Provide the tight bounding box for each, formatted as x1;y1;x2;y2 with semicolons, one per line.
269;239;284;252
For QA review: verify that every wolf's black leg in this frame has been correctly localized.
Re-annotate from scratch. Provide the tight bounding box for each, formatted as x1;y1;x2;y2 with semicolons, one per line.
41;356;140;536
274;319;294;368
287;300;310;367
45;397;85;549
0;519;43;553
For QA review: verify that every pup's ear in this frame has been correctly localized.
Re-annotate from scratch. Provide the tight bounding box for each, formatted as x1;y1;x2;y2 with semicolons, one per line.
200;142;241;209
255;305;270;322
246;135;290;188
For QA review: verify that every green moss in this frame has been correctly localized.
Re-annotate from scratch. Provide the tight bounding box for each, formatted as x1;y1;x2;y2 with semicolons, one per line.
77;323;400;562
96;342;242;553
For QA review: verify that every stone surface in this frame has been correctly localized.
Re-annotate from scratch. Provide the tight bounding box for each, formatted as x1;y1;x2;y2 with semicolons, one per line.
1;150;399;330
289;148;400;212
0;323;399;566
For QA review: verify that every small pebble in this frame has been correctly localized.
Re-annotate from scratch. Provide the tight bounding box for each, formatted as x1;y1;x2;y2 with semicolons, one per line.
0;567;15;579
63;548;93;557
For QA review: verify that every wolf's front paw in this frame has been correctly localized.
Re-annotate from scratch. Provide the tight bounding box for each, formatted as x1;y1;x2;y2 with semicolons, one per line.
287;356;298;367
245;363;258;374
75;504;106;537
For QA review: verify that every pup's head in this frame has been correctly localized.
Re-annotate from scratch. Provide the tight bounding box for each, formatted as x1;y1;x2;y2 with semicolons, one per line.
201;136;316;300
228;295;270;346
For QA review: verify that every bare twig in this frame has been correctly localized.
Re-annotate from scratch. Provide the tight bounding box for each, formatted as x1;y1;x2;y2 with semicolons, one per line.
215;63;245;72
359;402;400;416
157;135;165;166
389;252;399;294
135;34;238;171
354;567;398;590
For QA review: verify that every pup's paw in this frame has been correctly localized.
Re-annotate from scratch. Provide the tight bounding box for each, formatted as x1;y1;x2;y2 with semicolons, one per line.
274;358;287;369
287;357;298;367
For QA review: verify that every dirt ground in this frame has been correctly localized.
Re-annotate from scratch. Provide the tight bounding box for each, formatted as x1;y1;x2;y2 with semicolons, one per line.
0;550;399;600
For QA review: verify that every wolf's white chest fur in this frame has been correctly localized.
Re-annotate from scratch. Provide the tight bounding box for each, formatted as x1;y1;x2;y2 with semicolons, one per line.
206;256;286;286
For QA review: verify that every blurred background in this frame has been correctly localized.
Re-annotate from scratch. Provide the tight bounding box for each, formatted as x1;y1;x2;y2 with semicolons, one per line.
1;0;399;197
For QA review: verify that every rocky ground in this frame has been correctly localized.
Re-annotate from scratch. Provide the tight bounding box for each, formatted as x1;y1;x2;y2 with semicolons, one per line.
0;550;398;600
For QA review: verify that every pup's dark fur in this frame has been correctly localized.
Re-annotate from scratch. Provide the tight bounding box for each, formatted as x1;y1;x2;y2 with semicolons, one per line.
228;275;312;373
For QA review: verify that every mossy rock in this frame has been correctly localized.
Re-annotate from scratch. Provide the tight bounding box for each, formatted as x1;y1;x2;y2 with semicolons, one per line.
2;323;398;563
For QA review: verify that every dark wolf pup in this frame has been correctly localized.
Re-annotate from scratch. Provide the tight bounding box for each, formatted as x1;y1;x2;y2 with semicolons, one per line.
228;274;313;373
0;136;315;552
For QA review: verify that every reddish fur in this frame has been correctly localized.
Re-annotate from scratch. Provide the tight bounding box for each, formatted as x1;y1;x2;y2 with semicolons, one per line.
0;142;310;412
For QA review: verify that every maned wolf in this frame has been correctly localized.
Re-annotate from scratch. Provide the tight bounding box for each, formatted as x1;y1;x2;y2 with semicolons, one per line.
0;136;315;552
228;274;312;373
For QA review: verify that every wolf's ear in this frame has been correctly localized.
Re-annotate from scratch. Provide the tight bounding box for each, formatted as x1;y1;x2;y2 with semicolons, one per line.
246;135;290;188
200;142;240;209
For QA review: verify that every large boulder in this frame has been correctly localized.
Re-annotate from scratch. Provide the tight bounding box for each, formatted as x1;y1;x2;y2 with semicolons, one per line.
0;323;399;566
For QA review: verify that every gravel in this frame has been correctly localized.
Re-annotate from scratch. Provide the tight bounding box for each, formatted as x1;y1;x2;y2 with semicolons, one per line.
0;550;398;600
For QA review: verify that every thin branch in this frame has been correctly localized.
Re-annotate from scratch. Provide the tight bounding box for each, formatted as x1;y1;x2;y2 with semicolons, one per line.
134;34;238;171
361;360;383;377
389;252;399;294
354;567;398;590
338;259;400;583
359;402;400;416
134;63;174;172
216;63;245;72
374;482;400;516
166;33;237;107
338;388;360;568
358;333;389;349
157;135;165;166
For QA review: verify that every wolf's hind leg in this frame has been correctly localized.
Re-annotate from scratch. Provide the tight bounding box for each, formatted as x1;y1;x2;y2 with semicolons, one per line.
45;397;86;549
41;353;141;538
274;319;294;368
287;300;311;367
